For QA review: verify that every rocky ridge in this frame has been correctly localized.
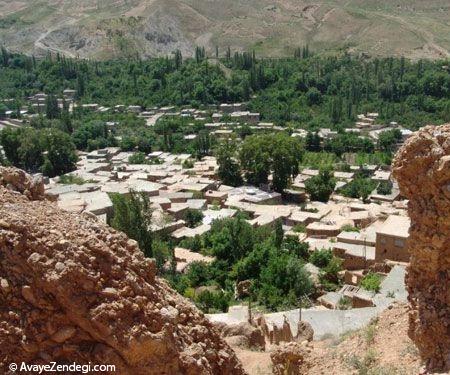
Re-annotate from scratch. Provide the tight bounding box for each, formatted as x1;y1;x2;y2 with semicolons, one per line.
0;167;244;374
393;124;450;372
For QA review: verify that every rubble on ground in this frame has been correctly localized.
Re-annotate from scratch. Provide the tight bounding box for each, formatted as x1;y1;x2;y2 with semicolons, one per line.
270;342;308;375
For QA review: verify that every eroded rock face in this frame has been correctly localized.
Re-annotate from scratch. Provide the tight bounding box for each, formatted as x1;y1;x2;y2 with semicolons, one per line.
392;124;450;372
0;168;245;374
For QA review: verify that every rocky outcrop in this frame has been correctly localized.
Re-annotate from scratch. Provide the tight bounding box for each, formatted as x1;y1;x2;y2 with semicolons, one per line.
0;168;244;374
392;124;450;372
0;167;45;200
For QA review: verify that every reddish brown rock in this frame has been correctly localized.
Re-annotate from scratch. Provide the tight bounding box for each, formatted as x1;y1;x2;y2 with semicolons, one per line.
0;168;245;374
0;166;45;200
392;124;450;372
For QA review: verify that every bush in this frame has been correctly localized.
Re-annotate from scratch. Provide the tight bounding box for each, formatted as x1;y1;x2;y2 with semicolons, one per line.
128;151;148;164
319;256;343;289
179;235;203;252
258;254;314;310
184;261;212;288
310;248;333;268
59;174;90;185
183;209;204;228
360;272;382;292
292;224;306;233
282;236;309;259
195;289;231;313
341;224;360;232
337;296;352;310
182;159;194;169
377;180;393;195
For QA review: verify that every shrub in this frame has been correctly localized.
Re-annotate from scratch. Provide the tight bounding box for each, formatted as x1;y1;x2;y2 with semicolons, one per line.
282;236;309;259
377;181;393;195
337;296;352;310
128;151;148;164
341;224;360;232
182;159;194;169
179;235;203;252
310;248;333;268
292;224;306;233
360;272;382;292
183;208;204;228
59;174;90;185
195;290;231;313
319;256;343;288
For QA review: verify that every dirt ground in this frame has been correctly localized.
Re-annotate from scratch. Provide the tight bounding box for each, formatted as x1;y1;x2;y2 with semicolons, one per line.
230;302;424;374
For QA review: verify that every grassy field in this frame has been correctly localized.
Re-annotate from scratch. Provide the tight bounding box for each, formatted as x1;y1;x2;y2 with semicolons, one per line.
0;0;449;59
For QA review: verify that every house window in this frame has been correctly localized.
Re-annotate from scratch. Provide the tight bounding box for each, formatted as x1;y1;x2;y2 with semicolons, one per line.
394;239;405;247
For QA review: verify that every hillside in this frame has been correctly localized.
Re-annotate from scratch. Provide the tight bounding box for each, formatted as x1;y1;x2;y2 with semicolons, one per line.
0;0;449;59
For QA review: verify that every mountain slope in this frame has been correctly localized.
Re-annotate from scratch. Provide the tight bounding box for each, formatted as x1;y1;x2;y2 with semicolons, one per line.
0;0;449;59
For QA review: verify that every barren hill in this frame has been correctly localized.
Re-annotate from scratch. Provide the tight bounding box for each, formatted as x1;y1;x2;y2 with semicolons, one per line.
0;0;449;59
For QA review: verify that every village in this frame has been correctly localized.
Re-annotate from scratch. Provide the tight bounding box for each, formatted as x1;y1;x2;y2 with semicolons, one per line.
0;37;448;373
0;90;408;341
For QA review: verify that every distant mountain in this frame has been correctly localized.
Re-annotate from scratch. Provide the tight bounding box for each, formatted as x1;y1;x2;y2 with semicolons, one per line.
0;0;449;60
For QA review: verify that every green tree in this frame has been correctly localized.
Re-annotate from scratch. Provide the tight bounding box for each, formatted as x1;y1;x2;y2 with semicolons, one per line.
42;128;78;176
240;133;303;192
340;178;376;202
110;191;154;258
209;214;254;264
282;236;309;259
258;253;313;310
45;94;60;119
305;132;321;152
378;129;402;152
305;169;336;202
273;219;284;249
215;139;243;187
0;127;22;165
